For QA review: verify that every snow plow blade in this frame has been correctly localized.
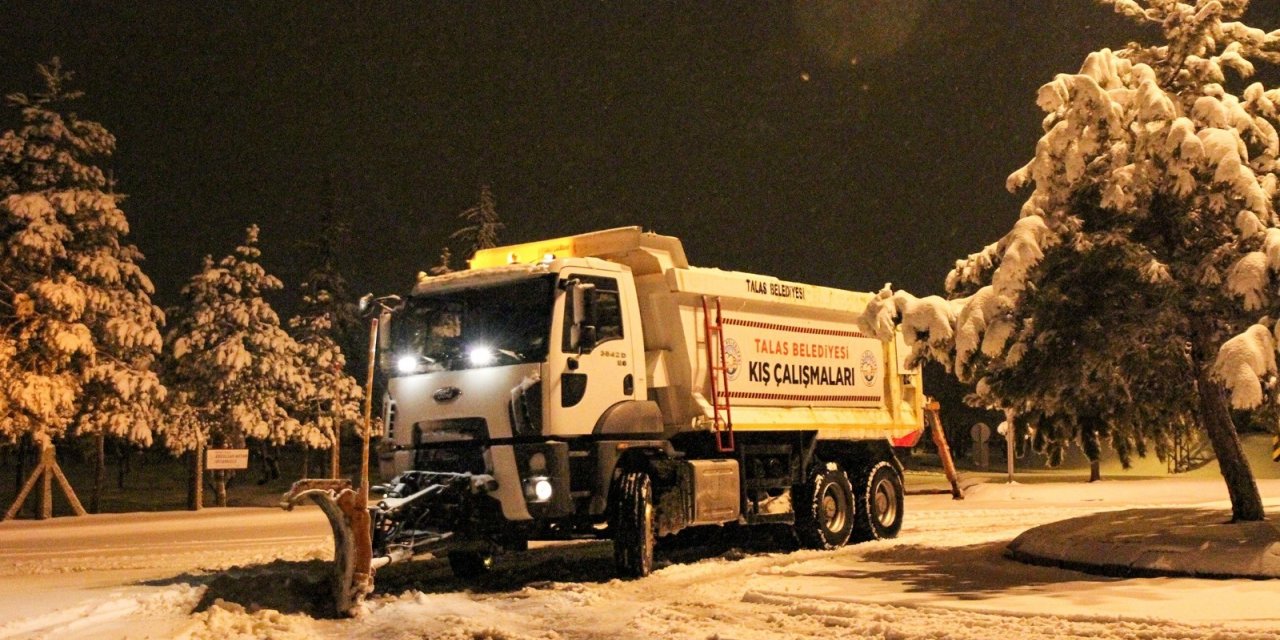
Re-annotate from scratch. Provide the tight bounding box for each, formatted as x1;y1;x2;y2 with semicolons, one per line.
281;479;374;617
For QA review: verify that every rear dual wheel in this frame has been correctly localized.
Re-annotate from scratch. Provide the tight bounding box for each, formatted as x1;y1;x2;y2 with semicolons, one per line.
853;460;904;542
795;459;904;549
794;462;855;549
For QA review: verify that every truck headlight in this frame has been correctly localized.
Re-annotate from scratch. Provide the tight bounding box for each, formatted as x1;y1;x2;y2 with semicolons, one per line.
524;476;554;503
469;345;496;366
396;355;418;374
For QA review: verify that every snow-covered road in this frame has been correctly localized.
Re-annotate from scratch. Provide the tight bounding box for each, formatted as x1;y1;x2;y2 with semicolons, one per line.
0;508;332;639
2;478;1279;639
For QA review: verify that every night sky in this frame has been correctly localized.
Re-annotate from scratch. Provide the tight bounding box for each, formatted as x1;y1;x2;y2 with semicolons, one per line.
3;1;1280;312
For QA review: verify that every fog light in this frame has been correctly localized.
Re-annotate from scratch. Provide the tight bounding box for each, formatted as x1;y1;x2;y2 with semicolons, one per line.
525;476;554;503
534;478;553;501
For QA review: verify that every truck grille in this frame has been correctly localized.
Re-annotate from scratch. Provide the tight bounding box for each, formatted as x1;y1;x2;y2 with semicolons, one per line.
413;442;487;475
413;417;487;442
412;418;488;474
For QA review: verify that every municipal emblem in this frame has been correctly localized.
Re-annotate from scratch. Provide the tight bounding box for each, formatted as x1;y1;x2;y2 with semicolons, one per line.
859;350;878;386
723;338;742;381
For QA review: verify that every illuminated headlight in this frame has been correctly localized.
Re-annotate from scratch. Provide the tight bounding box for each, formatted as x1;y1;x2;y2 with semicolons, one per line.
396;355;418;374
469;345;495;366
524;476;554;503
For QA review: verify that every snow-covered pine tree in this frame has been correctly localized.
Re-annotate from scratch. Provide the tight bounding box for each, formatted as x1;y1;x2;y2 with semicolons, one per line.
450;183;504;254
298;206;362;374
289;277;362;479
161;225;310;508
860;0;1280;522
0;59;165;520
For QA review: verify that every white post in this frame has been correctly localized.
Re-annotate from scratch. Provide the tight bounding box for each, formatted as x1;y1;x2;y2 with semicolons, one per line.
1005;410;1015;484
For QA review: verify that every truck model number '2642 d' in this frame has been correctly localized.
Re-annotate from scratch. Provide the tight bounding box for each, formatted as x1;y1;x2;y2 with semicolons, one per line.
366;226;925;580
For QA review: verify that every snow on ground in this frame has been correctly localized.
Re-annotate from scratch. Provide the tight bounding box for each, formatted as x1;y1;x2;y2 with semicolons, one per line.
2;478;1279;639
0;508;332;639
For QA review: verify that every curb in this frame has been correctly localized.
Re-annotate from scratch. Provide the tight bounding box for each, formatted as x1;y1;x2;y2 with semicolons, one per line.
1005;507;1280;581
1003;544;1276;581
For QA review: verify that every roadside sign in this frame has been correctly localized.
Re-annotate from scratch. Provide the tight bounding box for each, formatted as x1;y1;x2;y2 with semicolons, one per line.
207;448;249;470
971;423;991;470
970;423;991;442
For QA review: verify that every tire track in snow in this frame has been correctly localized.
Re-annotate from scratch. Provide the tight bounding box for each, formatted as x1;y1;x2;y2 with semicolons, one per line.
742;590;1280;640
0;584;201;640
368;501;1280;640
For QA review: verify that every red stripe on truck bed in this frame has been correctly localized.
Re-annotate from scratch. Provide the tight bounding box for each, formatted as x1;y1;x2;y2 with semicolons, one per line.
720;391;881;402
720;317;867;338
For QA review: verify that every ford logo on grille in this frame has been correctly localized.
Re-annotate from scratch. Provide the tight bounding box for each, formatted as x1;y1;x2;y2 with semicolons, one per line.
433;386;462;403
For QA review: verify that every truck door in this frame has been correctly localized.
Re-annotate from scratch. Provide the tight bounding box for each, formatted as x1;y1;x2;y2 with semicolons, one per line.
547;271;642;436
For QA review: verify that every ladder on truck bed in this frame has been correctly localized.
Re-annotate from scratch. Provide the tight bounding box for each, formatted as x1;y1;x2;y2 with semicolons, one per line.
702;296;735;453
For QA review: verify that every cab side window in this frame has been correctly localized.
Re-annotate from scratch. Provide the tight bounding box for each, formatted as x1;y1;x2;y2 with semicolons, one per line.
561;275;623;351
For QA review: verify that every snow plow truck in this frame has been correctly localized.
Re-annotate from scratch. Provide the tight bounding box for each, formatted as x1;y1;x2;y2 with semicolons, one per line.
285;226;925;614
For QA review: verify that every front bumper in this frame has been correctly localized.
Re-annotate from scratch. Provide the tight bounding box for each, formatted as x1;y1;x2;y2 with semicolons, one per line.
373;440;576;554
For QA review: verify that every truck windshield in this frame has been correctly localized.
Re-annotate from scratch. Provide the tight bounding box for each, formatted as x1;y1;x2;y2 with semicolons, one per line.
389;275;556;374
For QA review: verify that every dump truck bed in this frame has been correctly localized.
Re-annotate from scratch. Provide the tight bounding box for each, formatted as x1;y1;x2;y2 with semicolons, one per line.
639;265;923;442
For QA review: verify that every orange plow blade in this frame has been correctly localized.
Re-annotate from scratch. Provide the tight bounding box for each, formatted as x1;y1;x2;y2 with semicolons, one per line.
281;479;374;617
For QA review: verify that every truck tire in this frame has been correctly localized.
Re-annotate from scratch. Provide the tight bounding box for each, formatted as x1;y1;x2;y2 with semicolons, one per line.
612;471;655;577
794;462;855;550
852;460;904;541
447;550;494;579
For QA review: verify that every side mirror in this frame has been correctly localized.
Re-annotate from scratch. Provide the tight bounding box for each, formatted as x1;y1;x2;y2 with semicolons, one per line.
359;293;401;318
360;293;402;371
377;308;393;364
568;280;598;353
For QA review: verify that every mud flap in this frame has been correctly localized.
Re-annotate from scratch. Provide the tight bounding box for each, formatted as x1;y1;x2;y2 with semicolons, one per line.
281;479;374;617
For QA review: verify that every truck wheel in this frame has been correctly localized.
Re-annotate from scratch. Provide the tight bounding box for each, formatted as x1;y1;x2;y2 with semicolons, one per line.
612;471;655;577
447;550;494;579
853;461;904;541
794;462;855;550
